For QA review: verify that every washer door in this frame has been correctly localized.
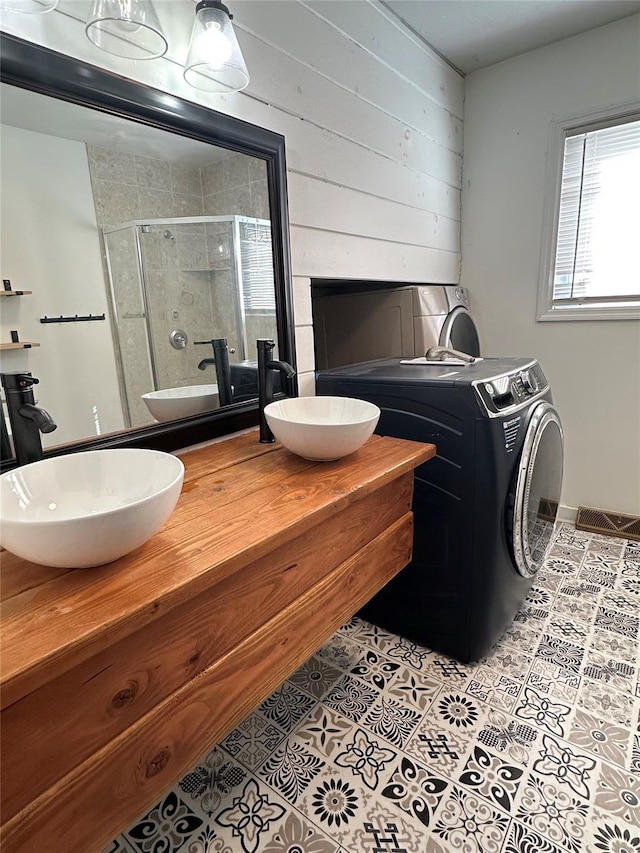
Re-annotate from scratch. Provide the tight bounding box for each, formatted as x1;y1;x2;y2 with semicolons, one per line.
439;306;481;357
511;401;564;578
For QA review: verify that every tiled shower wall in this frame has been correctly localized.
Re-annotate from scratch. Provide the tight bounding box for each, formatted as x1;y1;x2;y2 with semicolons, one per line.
202;157;277;360
86;147;274;426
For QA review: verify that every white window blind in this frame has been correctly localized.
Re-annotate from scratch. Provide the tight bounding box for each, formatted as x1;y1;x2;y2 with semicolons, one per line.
239;221;276;312
552;118;640;306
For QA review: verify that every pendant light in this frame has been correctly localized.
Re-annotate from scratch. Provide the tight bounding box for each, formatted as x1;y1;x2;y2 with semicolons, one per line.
85;0;168;60
184;0;249;93
0;0;58;12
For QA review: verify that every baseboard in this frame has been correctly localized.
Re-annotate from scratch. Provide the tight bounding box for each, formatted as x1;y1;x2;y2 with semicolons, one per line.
558;504;578;524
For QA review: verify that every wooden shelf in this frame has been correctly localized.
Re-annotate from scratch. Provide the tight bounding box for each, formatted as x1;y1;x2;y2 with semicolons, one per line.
0;291;32;297
0;342;40;350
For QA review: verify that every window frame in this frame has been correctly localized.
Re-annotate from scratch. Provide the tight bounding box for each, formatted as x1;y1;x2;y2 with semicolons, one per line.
537;101;640;322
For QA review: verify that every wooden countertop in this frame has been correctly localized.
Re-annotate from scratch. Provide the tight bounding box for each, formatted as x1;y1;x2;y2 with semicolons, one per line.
0;429;435;852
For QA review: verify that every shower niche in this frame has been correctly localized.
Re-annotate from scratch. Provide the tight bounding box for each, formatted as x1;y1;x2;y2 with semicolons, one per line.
104;215;277;428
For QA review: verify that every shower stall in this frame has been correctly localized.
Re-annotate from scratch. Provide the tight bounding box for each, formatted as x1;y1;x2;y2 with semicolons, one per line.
103;215;277;428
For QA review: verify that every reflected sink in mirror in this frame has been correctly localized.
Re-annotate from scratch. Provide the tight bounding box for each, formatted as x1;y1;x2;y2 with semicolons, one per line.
142;384;221;423
0;448;184;568
264;396;381;461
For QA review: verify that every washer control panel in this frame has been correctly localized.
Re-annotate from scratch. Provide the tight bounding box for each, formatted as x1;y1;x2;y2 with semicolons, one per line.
474;362;548;415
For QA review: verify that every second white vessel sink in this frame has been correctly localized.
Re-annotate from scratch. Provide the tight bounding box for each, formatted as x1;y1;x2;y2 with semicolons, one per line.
0;448;184;568
264;396;380;461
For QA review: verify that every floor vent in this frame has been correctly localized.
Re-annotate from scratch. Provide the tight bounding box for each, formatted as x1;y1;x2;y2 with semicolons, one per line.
575;506;640;541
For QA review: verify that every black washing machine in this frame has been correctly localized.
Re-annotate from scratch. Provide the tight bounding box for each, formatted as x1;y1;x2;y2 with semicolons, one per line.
316;357;564;663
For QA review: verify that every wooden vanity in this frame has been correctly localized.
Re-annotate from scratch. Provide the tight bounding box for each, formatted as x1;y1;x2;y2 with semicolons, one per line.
0;430;434;852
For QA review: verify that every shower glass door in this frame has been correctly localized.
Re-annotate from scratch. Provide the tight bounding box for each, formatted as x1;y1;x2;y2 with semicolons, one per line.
104;216;278;428
137;218;244;396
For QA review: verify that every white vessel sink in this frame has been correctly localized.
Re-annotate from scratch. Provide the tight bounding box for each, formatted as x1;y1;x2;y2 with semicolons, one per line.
264;396;380;461
0;448;184;568
142;384;220;422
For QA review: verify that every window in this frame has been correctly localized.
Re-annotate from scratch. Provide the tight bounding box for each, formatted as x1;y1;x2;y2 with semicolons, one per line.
239;220;276;313
537;108;640;321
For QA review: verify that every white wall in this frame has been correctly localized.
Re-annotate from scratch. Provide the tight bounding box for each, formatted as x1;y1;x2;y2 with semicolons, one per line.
0;125;125;445
460;16;640;516
1;0;464;398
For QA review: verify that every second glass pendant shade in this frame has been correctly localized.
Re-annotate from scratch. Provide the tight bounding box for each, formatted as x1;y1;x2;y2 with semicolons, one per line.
85;0;168;60
184;0;249;93
0;0;58;12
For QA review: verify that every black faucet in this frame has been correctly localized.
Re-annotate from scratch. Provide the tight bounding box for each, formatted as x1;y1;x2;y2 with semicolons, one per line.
1;372;57;466
257;338;296;443
194;337;233;407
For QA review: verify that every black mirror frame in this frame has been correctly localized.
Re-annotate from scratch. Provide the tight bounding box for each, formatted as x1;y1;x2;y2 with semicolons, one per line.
0;32;296;464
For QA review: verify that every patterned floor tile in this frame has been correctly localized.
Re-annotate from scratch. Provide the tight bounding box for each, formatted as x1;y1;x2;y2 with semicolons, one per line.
108;523;640;853
589;629;638;663
567;709;633;768
431;785;510;852
363;696;423;748
587;538;627;559
594;763;640;825
581;649;637;693
262;811;338;853
257;737;326;805
535;634;585;674
504;820;568;853
577;681;635;728
212;776;291;853
259;681;318;732
385;666;442;712
619;562;640;598
296;769;369;847
514;773;590;852
316;634;365;672
122;790;207;852
457;742;525;812
324;674;379;722
514;685;573;737
178;747;248;816
404;717;476;777
349;649;401;691
289;655;346;700
588;809;640;853
624;541;640;560
547;543;586;564
294;702;356;759
476;707;541;766
502;620;545;655
221;713;286;771
379;755;449;829
632;733;640;774
532;733;599;801
602;588;640;614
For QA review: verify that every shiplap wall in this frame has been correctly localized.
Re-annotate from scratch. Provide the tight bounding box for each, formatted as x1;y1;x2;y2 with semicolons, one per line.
1;0;464;395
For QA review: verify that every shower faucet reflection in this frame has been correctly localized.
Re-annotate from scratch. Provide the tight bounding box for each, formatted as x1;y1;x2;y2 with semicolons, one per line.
1;372;57;466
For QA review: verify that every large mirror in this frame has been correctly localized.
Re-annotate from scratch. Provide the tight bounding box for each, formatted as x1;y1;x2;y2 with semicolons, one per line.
0;33;295;469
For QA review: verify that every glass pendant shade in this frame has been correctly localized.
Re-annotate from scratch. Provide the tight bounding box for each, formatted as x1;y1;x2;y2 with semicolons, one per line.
0;0;58;12
85;0;168;60
184;0;249;93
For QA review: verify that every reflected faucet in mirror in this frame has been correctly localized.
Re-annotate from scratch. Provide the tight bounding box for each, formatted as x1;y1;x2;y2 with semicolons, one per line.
1;372;57;465
195;338;234;407
257;338;296;444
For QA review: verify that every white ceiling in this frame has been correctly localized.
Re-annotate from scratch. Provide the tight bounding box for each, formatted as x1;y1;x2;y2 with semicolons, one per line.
382;0;640;74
